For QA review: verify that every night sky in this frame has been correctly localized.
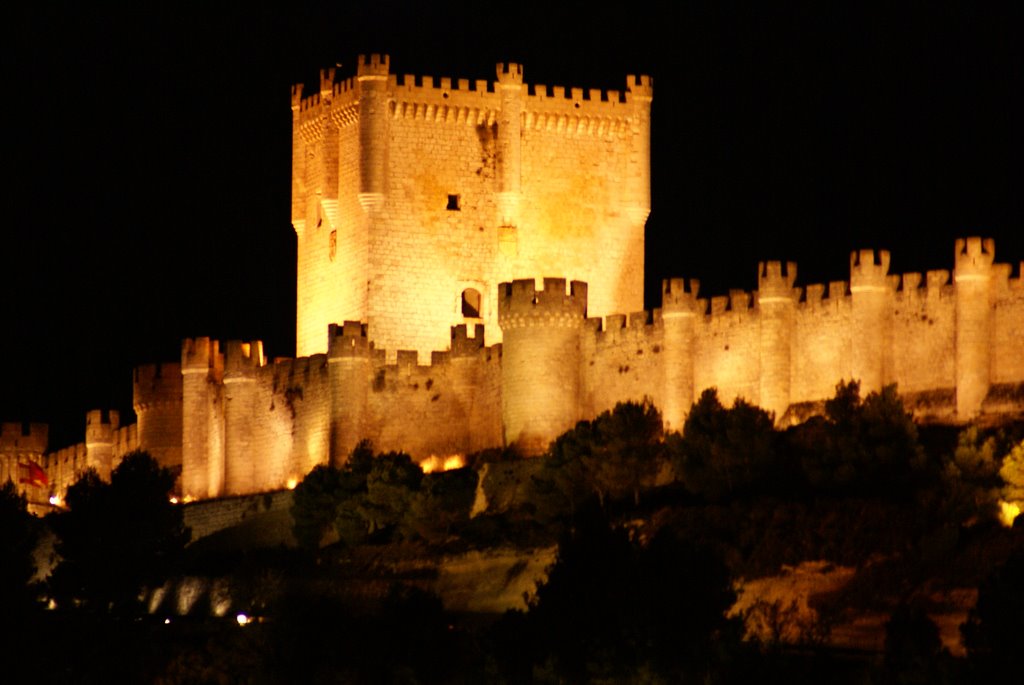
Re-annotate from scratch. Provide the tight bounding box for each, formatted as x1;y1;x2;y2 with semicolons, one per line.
2;3;1021;448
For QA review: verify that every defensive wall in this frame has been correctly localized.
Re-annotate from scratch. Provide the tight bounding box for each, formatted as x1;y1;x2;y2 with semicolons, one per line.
291;55;650;360
10;238;1023;503
170;236;1024;498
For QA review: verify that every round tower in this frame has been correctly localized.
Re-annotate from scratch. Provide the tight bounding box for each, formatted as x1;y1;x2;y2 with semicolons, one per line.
495;62;523;228
757;261;798;423
849;249;893;395
498;278;587;454
328;321;371;468
661;278;700;431
223;340;264;495
356;53;390;212
181;337;224;500
625;74;653;222
954;237;995;419
84;409;118;481
132;362;183;475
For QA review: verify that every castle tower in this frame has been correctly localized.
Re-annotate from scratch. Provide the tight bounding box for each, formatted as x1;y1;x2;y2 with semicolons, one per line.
498;279;587;454
661;278;700;431
223;340;264;495
495;62;523;231
626;75;654;224
327;322;371;467
181;337;225;500
291;58;651;362
133;362;183;475
757;262;798;422
849;249;893;394
84;409;118;481
357;54;390;210
954;237;995;418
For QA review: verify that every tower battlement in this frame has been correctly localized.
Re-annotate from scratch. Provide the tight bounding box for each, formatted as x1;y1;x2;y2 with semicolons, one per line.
498;279;588;326
133;362;184;409
850;249;892;290
182;337;223;377
328;321;370;359
758;261;798;300
955;236;996;279
357;53;390;78
661;278;701;314
224;340;265;379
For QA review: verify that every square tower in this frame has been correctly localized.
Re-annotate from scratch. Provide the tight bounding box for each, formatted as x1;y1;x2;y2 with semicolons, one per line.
290;55;652;359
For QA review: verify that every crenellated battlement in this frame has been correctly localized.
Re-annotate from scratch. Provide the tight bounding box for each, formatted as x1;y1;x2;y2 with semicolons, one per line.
328;321;370;359
224;340;266;379
850;249;892;291
661;278;701;314
357;53;390;78
133;362;183;409
85;409;118;445
182;337;223;379
498;278;588;327
0;422;48;453
758;261;799;301
496;62;523;86
451;323;486;358
627;74;654;101
955;236;996;280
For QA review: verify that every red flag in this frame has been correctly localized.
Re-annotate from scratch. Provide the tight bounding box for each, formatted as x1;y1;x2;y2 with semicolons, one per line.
18;461;49;488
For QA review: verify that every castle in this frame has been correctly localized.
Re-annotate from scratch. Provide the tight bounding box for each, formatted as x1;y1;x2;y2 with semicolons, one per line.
3;56;1023;505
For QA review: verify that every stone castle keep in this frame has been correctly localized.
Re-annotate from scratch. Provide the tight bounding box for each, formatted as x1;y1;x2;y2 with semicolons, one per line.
2;55;1023;504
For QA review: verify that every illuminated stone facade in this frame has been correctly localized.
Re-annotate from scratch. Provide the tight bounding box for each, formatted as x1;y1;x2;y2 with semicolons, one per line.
5;57;1024;504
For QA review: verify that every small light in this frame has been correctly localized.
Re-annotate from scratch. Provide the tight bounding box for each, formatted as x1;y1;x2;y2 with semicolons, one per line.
286;477;298;490
236;613;250;626
169;496;179;504
49;495;61;506
164;618;171;625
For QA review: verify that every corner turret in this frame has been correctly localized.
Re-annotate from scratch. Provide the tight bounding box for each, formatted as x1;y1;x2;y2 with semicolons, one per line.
357;54;390;211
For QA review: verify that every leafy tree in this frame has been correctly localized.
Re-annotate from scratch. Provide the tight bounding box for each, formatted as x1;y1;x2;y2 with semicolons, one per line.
999;438;1024;504
505;505;742;683
673;388;777;500
795;381;926;496
962;542;1024;676
291;464;346;550
940;427;1002;523
360;452;422;539
0;479;41;618
534;400;664;522
406;466;478;544
48;451;189;614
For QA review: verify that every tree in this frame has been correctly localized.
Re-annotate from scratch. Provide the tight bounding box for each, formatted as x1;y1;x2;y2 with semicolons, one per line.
962;543;1024;677
48;451;189;614
673;388;777;500
360;452;423;539
509;506;742;682
0;479;41;618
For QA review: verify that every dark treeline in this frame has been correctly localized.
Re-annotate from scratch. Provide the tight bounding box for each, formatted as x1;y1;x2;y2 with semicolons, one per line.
2;382;1024;683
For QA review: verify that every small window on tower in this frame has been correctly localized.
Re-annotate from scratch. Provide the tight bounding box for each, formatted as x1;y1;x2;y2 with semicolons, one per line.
461;288;481;318
446;194;461;211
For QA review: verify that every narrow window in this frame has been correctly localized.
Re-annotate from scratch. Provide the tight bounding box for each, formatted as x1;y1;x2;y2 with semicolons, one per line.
461;288;481;318
446;194;461;211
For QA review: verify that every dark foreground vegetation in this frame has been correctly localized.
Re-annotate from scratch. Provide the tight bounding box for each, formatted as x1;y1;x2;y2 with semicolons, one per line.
2;382;1024;683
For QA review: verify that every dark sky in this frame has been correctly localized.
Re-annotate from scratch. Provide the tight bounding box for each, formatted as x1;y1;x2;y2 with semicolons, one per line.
2;3;1021;448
